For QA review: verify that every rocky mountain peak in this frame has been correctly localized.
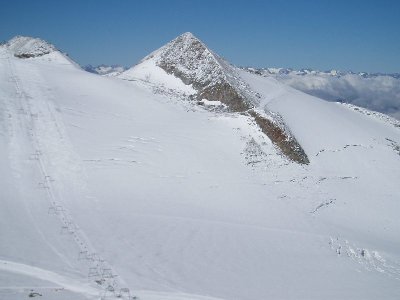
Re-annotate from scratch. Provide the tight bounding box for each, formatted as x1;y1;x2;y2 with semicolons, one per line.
142;32;257;111
157;32;225;85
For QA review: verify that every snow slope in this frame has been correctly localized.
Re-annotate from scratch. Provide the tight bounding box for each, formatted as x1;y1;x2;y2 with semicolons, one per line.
1;35;400;300
119;58;196;94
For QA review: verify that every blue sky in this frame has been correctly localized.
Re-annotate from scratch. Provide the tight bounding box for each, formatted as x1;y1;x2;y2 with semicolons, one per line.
1;0;399;72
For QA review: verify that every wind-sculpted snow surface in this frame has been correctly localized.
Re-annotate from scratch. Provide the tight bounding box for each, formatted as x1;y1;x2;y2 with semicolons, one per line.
1;35;400;300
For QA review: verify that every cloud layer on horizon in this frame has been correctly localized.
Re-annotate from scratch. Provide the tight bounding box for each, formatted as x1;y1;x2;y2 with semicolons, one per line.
277;74;400;120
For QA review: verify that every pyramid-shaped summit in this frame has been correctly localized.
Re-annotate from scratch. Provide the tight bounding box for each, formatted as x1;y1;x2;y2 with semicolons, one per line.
132;32;258;111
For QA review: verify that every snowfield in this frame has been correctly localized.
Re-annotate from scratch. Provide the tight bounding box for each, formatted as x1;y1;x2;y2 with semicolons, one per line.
1;35;400;300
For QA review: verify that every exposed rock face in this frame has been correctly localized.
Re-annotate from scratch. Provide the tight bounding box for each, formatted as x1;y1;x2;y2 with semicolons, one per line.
199;82;252;112
6;36;57;58
153;32;257;112
248;110;309;164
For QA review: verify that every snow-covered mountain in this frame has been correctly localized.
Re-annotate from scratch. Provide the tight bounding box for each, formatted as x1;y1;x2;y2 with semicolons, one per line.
244;67;400;120
1;33;400;300
84;64;128;76
119;33;309;164
120;32;259;111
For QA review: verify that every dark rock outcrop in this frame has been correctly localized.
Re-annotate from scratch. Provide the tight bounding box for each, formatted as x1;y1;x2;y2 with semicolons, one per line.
248;110;309;164
156;32;256;112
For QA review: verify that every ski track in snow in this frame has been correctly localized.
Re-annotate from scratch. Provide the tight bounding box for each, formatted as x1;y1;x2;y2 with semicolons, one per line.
5;57;78;270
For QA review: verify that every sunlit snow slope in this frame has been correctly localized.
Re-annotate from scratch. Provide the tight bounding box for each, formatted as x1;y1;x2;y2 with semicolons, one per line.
1;36;400;300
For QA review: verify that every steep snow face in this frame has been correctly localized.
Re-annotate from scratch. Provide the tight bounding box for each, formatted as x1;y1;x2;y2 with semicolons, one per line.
6;36;57;58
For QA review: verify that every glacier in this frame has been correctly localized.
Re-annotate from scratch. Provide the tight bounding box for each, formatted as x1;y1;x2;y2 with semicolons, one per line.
0;34;400;300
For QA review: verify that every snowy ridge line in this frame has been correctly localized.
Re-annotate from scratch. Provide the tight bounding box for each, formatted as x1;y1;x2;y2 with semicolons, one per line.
5;54;136;300
341;103;400;129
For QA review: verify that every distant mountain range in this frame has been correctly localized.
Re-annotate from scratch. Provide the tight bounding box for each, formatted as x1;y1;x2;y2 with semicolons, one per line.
83;64;128;76
86;64;400;80
243;67;400;79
